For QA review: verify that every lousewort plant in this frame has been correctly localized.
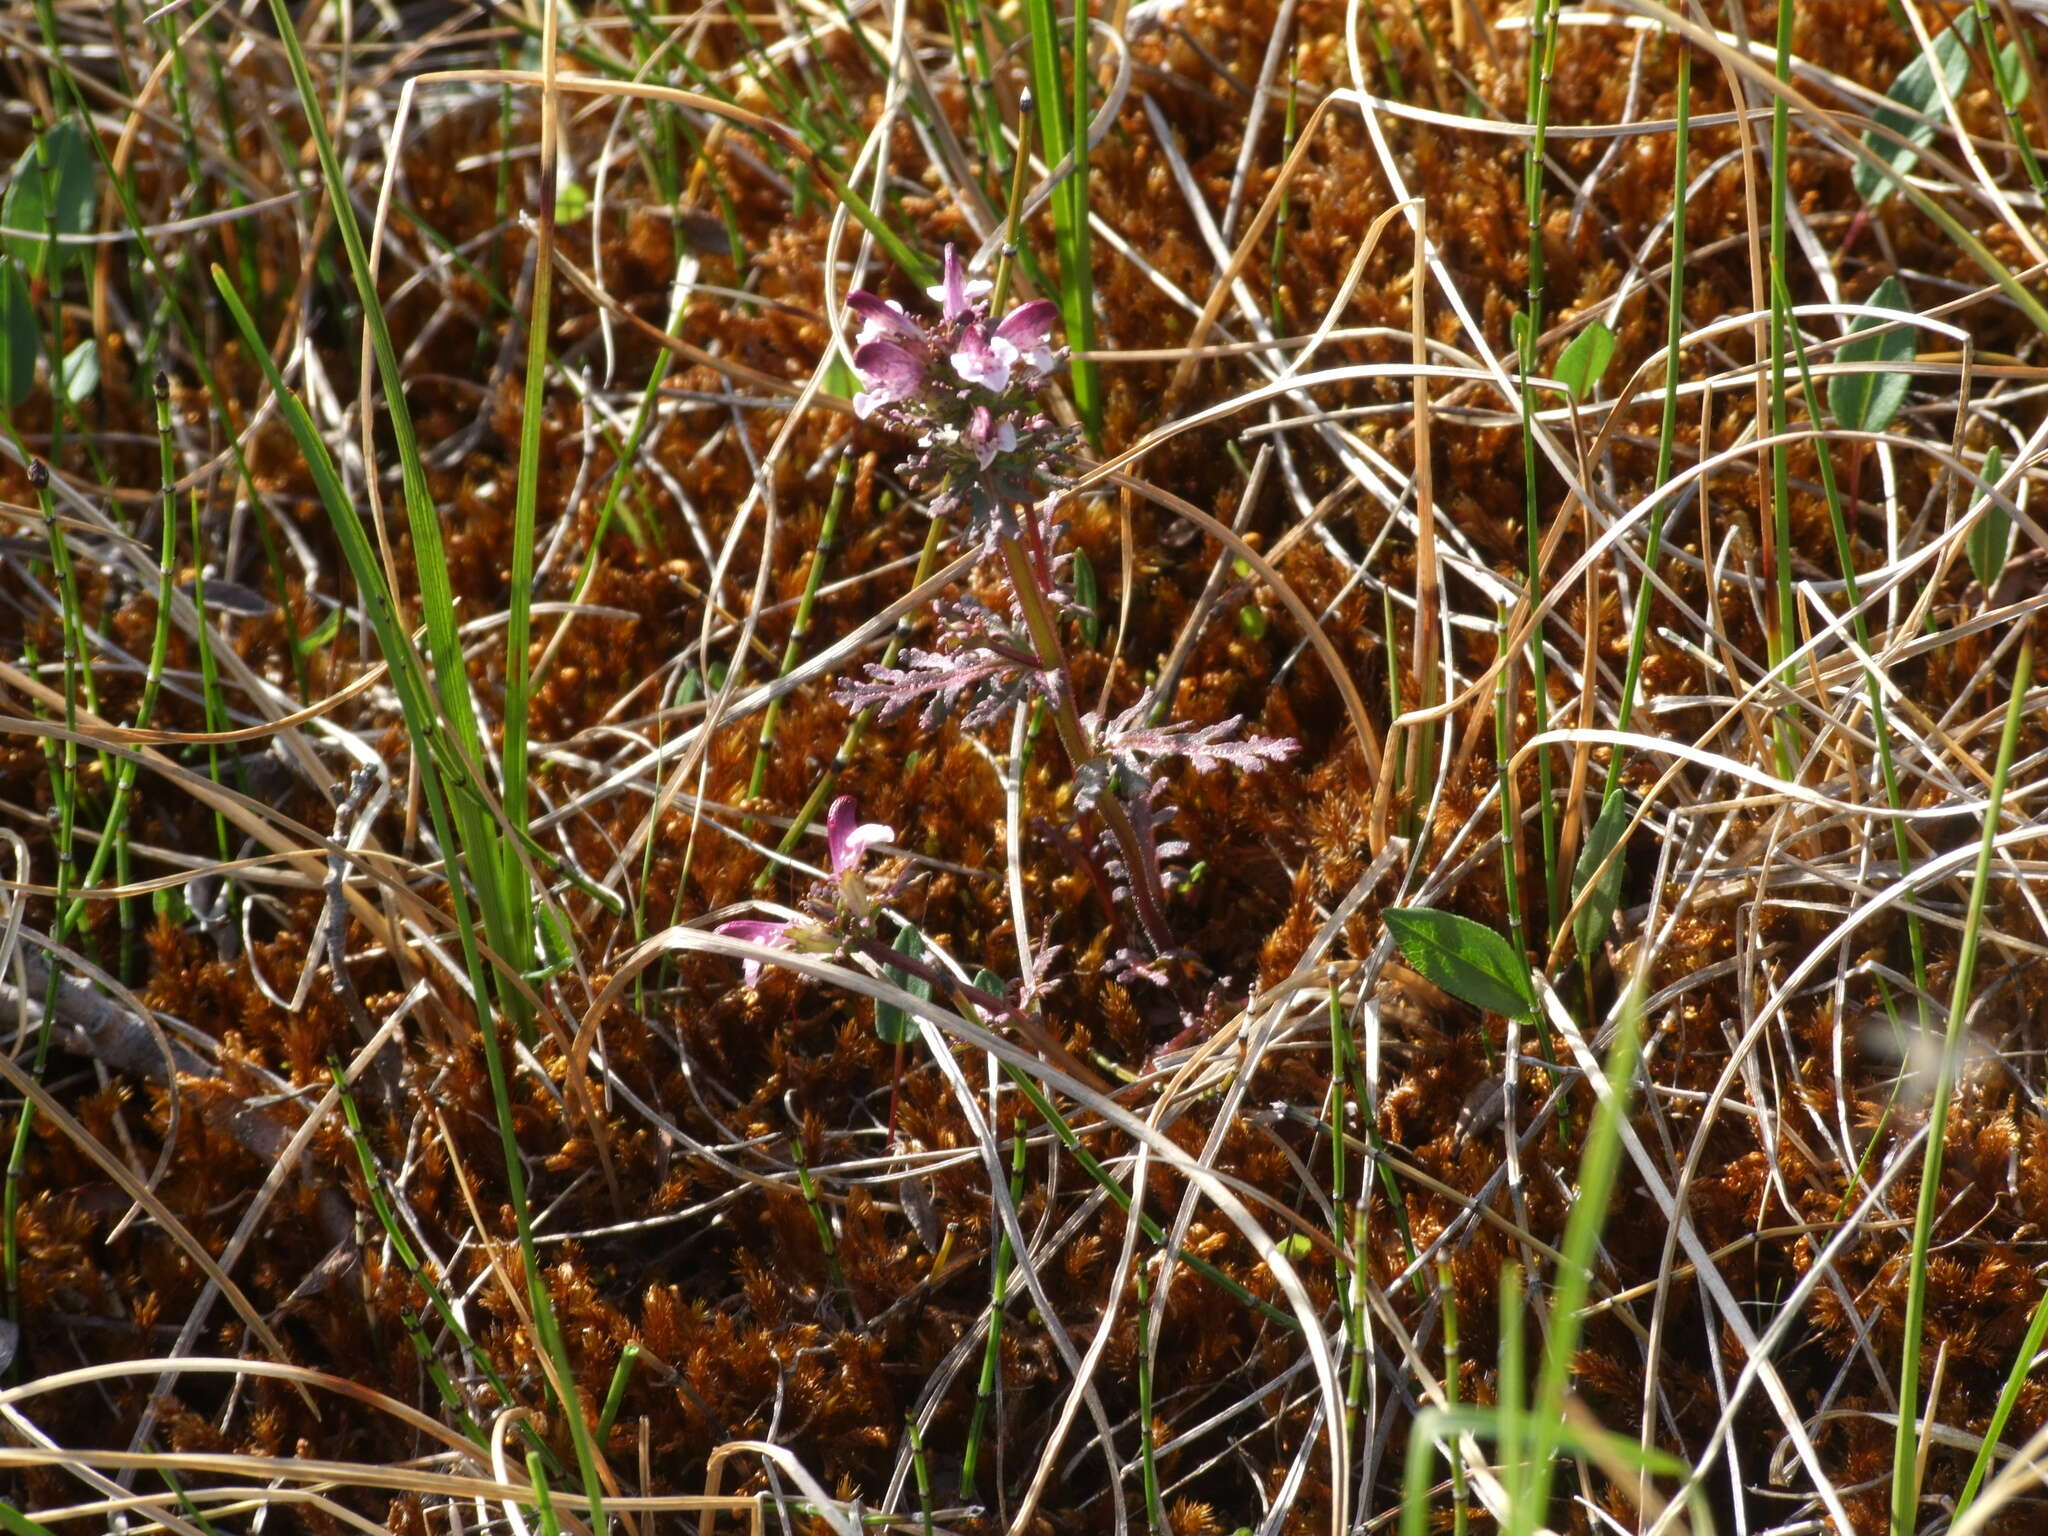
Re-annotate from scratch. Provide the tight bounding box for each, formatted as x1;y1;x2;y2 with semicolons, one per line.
836;245;1294;1000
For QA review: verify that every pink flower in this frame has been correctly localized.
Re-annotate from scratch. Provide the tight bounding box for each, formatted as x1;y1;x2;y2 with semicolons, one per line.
847;290;920;347
951;299;1060;395
826;794;893;916
712;918;796;986
964;405;1017;468
949;325;1013;393
925;244;990;323
852;340;926;419
713;797;894;986
994;299;1059;379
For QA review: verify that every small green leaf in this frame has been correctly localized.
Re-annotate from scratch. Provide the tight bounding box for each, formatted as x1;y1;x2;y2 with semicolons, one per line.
1967;444;2010;590
874;925;931;1046
0;257;37;409
1383;907;1537;1022
293;604;345;658
1855;12;1978;205
1569;793;1631;958
3;121;96;280
1829;276;1916;435
1071;546;1100;646
1273;1233;1314;1261
1993;39;2026;112
823;350;858;405
1236;602;1268;641
58;338;96;402
522;904;576;982
966;967;1016;1027
553;181;589;224
2;163;47;278
1554;320;1616;401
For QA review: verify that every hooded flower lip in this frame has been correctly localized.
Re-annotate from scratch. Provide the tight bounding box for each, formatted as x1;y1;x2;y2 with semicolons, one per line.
827;793;892;920
847;290;920;347
852;340;926;419
827;794;893;876
713;796;894;985
926;244;991;322
950;299;1060;395
994;299;1059;377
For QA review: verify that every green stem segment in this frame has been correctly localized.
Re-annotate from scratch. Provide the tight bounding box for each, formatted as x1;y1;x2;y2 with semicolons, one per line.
1605;44;1690;781
4;463;75;1340
1889;635;2034;1535
959;1120;1028;1498
1764;0;1800;779
749;449;856;810
1520;0;1561;936
1773;269;1929;1008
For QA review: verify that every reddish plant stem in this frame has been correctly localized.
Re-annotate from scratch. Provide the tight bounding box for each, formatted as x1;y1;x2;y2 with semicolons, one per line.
848;933;1110;1093
994;532;1180;958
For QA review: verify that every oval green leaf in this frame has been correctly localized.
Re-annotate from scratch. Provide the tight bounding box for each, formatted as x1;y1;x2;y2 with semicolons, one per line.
1829;276;1915;435
1569;793;1632;957
1554;319;1615;402
3;121;96;280
1967;444;2010;590
1854;13;1978;206
59;338;97;403
1383;907;1537;1023
1071;546;1100;646
874;925;931;1046
0;257;38;409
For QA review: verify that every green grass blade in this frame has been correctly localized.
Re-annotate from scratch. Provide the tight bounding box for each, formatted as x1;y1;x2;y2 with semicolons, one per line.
255;0;527;980
1022;0;1100;442
1890;635;2034;1534
1953;1281;2048;1520
1521;983;1646;1531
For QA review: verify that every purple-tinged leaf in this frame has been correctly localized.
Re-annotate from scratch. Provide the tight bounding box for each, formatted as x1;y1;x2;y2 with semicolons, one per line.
1088;704;1298;780
834;644;1045;731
